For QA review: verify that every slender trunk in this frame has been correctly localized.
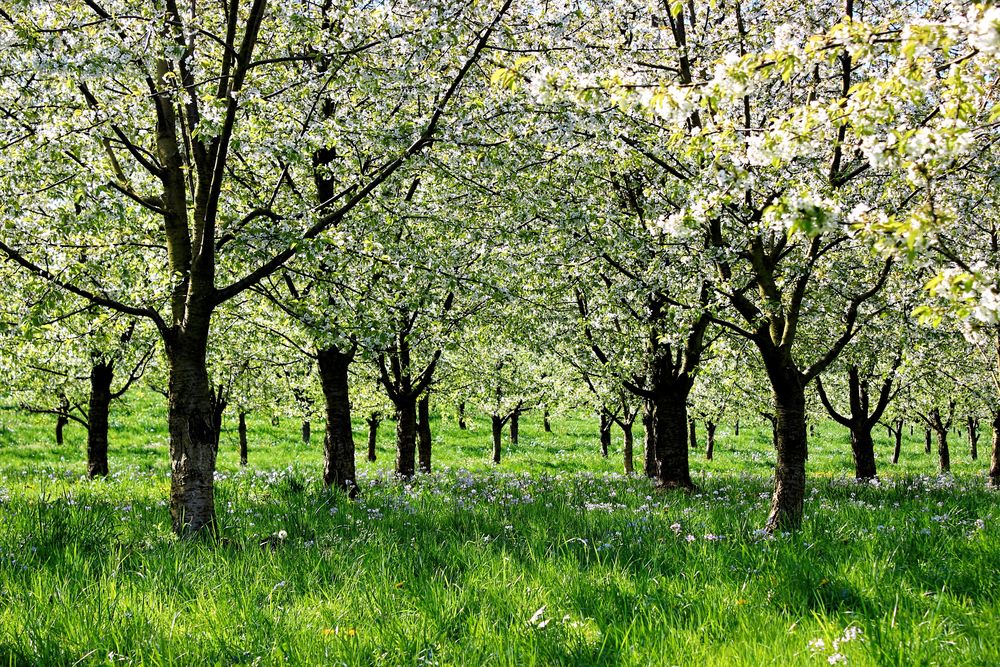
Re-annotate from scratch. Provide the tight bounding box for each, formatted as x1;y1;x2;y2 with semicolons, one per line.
167;322;218;536
302;419;311;445
891;419;902;465
909;423;913;436
457;401;467;430
543;409;551;433
924;428;931;454
850;426;877;480
764;369;808;533
55;414;68;446
317;346;356;494
735;419;740;437
989;410;1000;487
510;409;520;445
395;397;418;478
238;411;248;466
705;420;716;461
87;360;114;478
642;399;657;478
491;415;503;464
688;418;697;450
417;393;432;473
366;413;381;462
599;410;611;458
622;421;634;474
935;427;951;473
969;416;979;461
211;387;227;453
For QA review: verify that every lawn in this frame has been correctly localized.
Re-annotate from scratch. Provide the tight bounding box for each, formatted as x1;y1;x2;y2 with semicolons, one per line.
0;398;997;665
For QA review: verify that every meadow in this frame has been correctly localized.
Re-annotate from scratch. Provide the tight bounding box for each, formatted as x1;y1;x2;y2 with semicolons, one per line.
0;398;997;666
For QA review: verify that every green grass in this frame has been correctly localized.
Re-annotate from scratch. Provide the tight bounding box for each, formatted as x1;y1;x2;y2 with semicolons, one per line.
0;396;997;665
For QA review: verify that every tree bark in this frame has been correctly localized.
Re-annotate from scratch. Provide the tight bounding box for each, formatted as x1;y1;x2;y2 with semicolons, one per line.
969;415;979;461
652;382;694;489
395;397;418;478
166;321;219;536
705;420;716;461
599;409;611;458
543;409;551;433
238;411;248;466
417;393;432;473
491;415;504;464
642;399;657;478
366;413;381;462
87;360;114;478
930;408;951;473
457;401;467;430
735;419;740;436
510;408;520;446
688;418;697;450
622;421;634;474
924;428;931;454
55;414;68;446
990;410;1000;487
302;419;311;445
317;345;356;494
850;428;877;480
764;368;808;533
891;419;903;465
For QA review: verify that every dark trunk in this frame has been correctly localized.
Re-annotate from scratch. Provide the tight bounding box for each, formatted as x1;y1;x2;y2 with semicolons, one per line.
317;345;356;494
86;360;114;478
543;409;551;433
457;401;467;430
642;399;657;478
969;416;979;461
850;427;877;480
924;428;931;454
395;397;418;478
417;393;432;473
990;410;1000;487
652;383;694;489
688;418;697;450
599;410;611;457
211;385;227;452
238;411;248;466
734;419;740;436
366;413;381;462
55;414;68;446
302;420;311;444
705;420;716;461
764;367;808;533
909;423;913;436
622;421;634;474
491;415;504;464
891;419;903;465
937;429;950;473
510;409;520;445
166;321;219;536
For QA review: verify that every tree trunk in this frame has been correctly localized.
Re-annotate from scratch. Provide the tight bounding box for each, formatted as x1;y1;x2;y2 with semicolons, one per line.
924;428;931;454
688;418;697;450
395;397;418;478
302;419;311;445
55;414;68;446
87;360;114;478
622;421;634;474
705;420;716;461
934;426;950;473
491;415;504;464
166;323;219;536
317;346;356;494
969;416;979;461
238;411;248;466
366;413;381;462
417;393;432;473
849;426;877;480
457;401;466;430
599;410;611;458
989;410;1000;487
891;420;902;465
652;383;694;489
642;399;657;478
543;409;551;433
510;409;520;445
735;419;740;437
764;372;808;533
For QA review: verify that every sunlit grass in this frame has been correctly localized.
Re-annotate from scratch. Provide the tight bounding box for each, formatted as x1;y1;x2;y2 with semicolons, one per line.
0;395;997;665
